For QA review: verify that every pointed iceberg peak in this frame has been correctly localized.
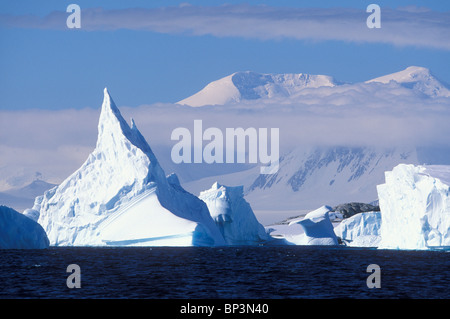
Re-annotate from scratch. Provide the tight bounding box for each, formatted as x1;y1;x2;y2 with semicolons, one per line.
97;88;135;149
100;87;123;121
96;89;161;169
33;89;227;247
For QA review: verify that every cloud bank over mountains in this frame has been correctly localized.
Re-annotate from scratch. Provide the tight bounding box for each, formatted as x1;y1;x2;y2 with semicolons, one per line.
1;4;450;50
1;67;450;191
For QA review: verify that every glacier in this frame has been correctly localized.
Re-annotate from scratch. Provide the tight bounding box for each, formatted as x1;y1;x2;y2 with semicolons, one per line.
199;182;270;245
0;205;49;249
29;88;226;247
377;164;450;250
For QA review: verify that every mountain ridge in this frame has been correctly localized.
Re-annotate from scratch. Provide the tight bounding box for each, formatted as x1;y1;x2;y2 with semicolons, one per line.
177;70;336;106
178;66;450;106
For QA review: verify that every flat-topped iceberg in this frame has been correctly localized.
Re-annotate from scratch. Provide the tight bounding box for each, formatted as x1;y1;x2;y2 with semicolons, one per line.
377;164;450;250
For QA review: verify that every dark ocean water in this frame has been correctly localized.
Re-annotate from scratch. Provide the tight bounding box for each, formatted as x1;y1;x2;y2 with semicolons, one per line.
0;246;448;299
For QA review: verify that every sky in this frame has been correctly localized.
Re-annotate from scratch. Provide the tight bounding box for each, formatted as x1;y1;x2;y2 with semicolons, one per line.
0;0;450;191
0;0;449;109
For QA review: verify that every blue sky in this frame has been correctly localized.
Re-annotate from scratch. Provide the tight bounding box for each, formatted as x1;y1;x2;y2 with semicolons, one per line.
0;0;449;109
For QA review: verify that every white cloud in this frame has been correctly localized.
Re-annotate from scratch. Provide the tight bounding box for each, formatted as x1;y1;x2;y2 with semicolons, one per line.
1;4;450;50
1;80;450;191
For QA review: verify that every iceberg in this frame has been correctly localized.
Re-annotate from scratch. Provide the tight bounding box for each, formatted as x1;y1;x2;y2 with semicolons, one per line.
288;206;338;245
377;164;450;250
199;182;270;245
0;205;49;249
334;211;381;247
32;88;226;247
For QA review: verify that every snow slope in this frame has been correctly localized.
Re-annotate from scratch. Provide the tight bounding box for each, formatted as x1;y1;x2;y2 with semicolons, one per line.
185;146;419;211
178;66;450;107
199;182;270;245
177;71;335;106
30;88;226;247
367;66;450;98
377;164;450;250
0;205;49;249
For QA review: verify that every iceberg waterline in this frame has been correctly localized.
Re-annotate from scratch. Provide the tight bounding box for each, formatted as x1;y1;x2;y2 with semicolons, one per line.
4;88;448;249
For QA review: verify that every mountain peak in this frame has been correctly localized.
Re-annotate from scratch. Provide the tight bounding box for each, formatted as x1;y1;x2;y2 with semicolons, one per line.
367;66;450;97
177;71;336;107
367;66;430;84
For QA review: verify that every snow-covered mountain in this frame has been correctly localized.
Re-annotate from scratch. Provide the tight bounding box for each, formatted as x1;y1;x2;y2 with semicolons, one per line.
177;71;336;106
28;88;226;247
366;66;450;98
177;66;449;107
0;180;57;213
185;146;419;211
177;66;450;212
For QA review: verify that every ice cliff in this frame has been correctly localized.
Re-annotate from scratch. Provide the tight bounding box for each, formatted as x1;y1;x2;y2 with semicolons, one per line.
377;164;450;250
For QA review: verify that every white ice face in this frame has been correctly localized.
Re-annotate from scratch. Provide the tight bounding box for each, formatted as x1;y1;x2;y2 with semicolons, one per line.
334;211;382;248
377;164;450;250
199;182;269;245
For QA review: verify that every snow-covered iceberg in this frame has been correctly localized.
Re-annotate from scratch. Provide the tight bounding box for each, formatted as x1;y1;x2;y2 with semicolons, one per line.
334;211;381;247
199;182;270;245
0;205;49;249
30;88;226;247
288;206;338;245
377;164;450;250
